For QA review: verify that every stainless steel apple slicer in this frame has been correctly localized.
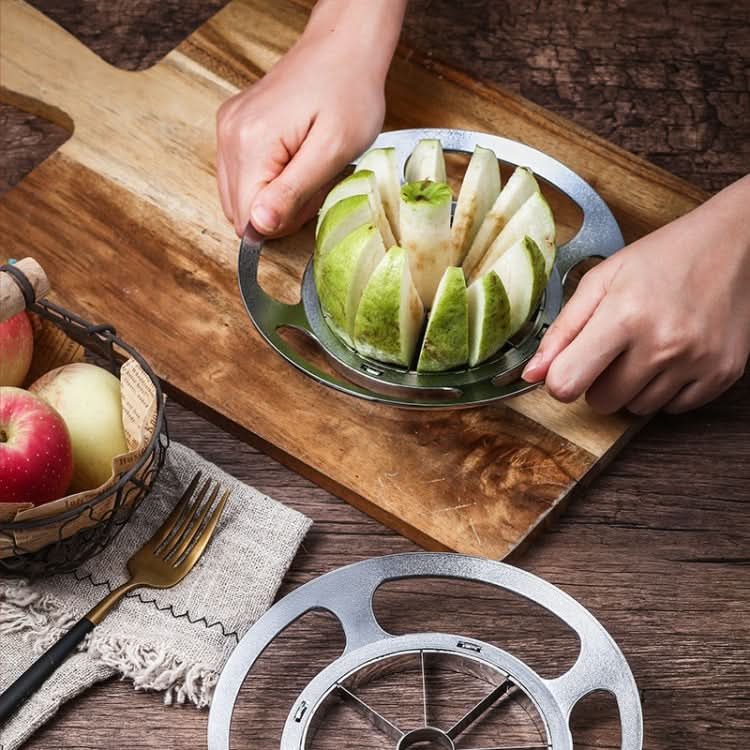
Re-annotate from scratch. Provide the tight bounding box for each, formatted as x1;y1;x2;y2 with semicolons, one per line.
207;553;643;749
237;128;625;408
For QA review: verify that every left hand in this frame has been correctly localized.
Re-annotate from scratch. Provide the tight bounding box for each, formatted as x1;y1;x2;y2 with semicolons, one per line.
522;175;750;415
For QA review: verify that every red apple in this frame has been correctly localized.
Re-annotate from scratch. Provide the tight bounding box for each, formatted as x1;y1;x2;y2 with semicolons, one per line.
0;387;73;505
0;311;34;387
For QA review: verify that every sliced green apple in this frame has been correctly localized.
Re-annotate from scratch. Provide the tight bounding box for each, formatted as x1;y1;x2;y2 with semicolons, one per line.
462;166;539;278
405;139;447;183
470;191;556;282
468;270;512;366
417;266;469;372
317;223;386;347
316;169;395;248
450;145;501;265
314;193;373;285
486;235;546;336
354;245;424;367
399;180;452;308
358;147;401;242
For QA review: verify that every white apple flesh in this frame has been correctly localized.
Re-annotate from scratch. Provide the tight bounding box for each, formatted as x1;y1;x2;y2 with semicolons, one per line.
0;311;34;387
462;166;539;278
399;180;453;308
470;190;556;282
0;387;73;505
450;145;501;265
30;363;129;493
405;139;447;183
357;148;402;242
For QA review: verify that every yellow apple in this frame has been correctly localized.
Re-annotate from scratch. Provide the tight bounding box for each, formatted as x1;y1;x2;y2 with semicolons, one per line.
30;363;128;493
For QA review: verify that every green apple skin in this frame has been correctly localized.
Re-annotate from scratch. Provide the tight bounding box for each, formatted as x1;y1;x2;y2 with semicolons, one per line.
317;223;386;346
399;180;453;308
405;139;447;183
450;145;501;265
29;362;128;493
354;246;424;367
316;169;395;248
463;166;539;278
314;194;373;285
468;270;512;366
487;235;546;336
357;148;401;242
470;190;556;283
417;266;469;372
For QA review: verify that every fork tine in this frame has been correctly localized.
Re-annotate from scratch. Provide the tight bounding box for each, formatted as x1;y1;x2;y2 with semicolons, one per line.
146;471;202;550
157;477;212;556
175;488;231;569
163;481;219;561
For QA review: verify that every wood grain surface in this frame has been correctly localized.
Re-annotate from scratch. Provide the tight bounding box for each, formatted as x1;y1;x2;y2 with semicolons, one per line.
1;1;748;749
0;0;713;561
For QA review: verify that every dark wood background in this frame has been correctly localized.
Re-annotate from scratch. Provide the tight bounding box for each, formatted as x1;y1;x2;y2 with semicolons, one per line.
1;1;748;748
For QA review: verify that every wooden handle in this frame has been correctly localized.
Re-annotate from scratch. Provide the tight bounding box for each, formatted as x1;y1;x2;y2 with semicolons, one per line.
0;258;51;321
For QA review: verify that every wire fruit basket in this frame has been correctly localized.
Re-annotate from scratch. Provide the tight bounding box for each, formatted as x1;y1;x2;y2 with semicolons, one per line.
0;260;168;578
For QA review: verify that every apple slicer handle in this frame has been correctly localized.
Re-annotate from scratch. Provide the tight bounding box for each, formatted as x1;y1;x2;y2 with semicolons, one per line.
0;258;51;322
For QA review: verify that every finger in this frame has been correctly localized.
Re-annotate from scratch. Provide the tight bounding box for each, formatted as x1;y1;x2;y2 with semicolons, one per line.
251;121;352;236
543;299;630;403
216;153;233;224
522;269;607;382
585;347;662;415
278;182;335;236
663;378;729;415
625;370;690;416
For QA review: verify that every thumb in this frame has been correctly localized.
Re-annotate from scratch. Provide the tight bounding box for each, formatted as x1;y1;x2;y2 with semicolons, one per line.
250;122;353;236
522;262;611;382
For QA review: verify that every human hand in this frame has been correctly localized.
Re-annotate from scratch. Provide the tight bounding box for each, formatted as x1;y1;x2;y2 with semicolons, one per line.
522;175;750;415
216;0;406;237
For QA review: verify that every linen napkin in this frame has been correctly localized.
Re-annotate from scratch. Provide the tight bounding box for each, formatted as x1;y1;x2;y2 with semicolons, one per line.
0;441;312;750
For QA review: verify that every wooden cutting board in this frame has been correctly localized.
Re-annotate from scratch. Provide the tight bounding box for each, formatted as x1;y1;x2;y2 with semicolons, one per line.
0;0;707;559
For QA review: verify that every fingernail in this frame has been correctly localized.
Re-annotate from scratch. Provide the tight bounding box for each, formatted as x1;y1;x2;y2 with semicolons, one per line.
251;203;280;234
522;352;544;382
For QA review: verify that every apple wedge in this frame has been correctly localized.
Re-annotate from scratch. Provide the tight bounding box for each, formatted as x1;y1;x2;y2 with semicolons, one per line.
399;180;453;308
358;147;401;242
462;166;539;278
314;194;374;285
450;145;501;265
486;235;546;336
317;223;386;347
316;169;396;249
405;139;447;183
470;191;556;283
354;245;424;367
468;270;512;367
417;266;469;372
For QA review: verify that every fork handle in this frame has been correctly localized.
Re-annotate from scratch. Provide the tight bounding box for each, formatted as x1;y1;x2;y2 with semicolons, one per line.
0;617;94;723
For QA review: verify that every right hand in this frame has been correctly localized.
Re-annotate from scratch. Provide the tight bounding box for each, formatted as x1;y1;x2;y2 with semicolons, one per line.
216;31;386;238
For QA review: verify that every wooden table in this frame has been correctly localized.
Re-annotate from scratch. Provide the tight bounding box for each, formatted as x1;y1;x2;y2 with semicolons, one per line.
2;1;748;748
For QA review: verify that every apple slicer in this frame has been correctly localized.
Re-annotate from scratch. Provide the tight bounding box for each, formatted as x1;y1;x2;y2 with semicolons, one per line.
207;553;643;750
237;128;624;408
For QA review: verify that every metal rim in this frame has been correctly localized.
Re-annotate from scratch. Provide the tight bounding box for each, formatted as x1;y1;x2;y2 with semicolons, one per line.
237;128;624;409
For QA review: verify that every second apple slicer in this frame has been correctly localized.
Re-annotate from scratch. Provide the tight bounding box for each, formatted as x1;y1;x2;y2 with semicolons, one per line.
207;553;643;750
237;128;624;408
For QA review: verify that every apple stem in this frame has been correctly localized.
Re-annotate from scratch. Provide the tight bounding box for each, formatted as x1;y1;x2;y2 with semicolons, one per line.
0;429;6;443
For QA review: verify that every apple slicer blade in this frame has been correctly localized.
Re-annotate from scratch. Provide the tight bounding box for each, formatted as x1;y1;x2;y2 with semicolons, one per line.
208;553;643;750
238;128;624;408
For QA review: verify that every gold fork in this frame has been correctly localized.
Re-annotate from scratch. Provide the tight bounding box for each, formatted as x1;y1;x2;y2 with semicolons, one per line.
0;472;230;722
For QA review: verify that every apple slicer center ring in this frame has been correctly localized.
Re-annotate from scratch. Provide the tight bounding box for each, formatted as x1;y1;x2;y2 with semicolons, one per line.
237;128;624;409
207;553;643;750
